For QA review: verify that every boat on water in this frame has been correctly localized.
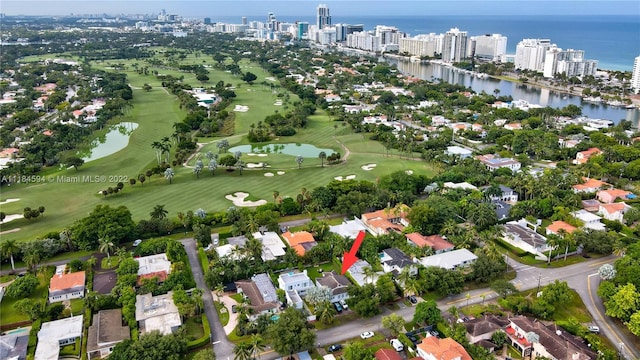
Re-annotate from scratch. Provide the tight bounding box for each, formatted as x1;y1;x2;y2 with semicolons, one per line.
410;56;421;62
574;117;614;129
583;96;603;103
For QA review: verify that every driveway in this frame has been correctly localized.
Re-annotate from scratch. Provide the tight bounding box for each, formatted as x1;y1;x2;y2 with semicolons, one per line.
219;294;240;335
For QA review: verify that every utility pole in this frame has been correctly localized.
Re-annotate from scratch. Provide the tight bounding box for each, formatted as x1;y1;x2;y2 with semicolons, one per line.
536;273;542;295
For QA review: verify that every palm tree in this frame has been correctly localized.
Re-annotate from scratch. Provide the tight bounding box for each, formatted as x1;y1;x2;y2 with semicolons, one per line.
273;191;280;204
150;204;168;219
0;239;19;271
296;155;304;169
164;167;175;184
193;164;202;178
151;141;163;164
234;341;252;360
315;300;337;324
214;283;225;303
236;160;245;175
22;249;41;273
362;266;376;284
318;151;327;167
99;236;115;260
249;334;266;359
397;267;413;296
192;288;204;315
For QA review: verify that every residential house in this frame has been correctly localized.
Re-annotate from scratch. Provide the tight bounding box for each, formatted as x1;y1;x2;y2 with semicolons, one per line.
252;231;287;261
380;248;417;276
416;336;472;360
87;309;130;359
329;218;369;239
596;189;632;204
236;273;280;317
445;146;473;159
374;348;403;360
414;249;478;270
346;259;382;286
35;315;84;360
282;231;317;256
598;203;631;223
572;177;610;193
504;122;523;131
486;185;518;202
405;233;454;254
135;292;182;335
545;221;578;236
135;253;171;286
227;235;249;247
278;270;314;297
48;270;86;303
505;316;596;360
502;220;552;258
315;271;351;304
361;206;410;236
463;315;510;345
572;210;606;231
0;327;29;360
215;244;245;260
476;154;522;172
573;147;602;164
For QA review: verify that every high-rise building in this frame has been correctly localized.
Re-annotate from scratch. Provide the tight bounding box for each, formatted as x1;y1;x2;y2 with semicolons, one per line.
543;48;597;78
297;22;309;40
317;4;331;29
399;34;441;57
241;17;247;26
632;55;640;94
442;28;468;63
515;39;553;71
346;31;381;52
469;34;507;60
203;17;211;25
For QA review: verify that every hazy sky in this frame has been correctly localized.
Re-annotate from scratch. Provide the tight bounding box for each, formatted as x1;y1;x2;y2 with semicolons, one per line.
2;0;640;17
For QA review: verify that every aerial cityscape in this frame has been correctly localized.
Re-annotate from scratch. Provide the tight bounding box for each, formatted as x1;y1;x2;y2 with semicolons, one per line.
0;1;640;360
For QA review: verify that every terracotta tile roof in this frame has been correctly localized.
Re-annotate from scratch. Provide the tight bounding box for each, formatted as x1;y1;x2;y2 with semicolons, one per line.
282;231;316;256
406;233;454;251
573;178;609;191
374;348;402;360
599;203;627;214
0;148;19;158
546;221;578;235
137;271;168;286
597;189;631;200
417;337;472;360
49;271;86;291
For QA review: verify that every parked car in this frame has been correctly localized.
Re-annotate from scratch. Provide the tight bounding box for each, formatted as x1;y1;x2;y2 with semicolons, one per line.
328;344;342;352
407;295;417;304
390;339;404;352
340;299;349;310
231;305;238;313
360;331;375;339
588;325;600;333
132;239;142;247
333;302;343;313
204;243;214;251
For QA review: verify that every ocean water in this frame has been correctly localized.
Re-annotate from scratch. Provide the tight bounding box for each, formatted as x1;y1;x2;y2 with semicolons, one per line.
215;15;640;71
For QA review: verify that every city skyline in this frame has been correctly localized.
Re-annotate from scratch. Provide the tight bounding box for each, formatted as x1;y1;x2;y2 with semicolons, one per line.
2;0;639;17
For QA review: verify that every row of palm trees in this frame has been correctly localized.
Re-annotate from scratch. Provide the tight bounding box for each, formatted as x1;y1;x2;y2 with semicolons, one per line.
233;334;266;360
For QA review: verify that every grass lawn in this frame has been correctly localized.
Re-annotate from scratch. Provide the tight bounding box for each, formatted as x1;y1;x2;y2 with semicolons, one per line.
3;53;437;244
184;316;205;341
68;298;85;316
230;293;244;303
0;274;16;283
0;268;54;326
100;257;120;270
313;312;359;330
214;301;229;326
306;262;340;282
227;324;252;343
551;289;592;323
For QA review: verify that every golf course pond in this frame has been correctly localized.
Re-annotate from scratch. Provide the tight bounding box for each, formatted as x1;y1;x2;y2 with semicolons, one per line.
79;122;139;162
228;143;335;157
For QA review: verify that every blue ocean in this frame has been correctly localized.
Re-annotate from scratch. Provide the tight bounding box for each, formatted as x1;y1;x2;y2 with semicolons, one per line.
213;15;640;71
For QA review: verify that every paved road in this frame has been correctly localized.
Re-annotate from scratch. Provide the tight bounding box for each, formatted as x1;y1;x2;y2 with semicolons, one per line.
180;238;236;360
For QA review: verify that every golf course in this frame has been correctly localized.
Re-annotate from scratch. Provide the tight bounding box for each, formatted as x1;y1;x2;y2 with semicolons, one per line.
0;50;438;243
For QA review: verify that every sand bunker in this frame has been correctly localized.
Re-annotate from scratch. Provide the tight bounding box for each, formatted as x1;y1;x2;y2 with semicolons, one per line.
277;171;285;175
334;175;356;181
274;100;283;106
264;172;275;177
2;214;24;223
257;154;268;157
247;153;257;156
246;162;266;168
361;164;377;171
0;228;21;235
0;198;20;205
405;170;414;175
225;192;267;207
234;105;249;112
265;77;276;81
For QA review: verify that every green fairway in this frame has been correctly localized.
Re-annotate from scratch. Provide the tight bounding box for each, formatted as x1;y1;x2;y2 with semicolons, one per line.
1;53;437;243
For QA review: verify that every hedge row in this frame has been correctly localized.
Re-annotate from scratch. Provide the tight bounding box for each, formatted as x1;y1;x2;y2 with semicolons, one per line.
187;314;211;350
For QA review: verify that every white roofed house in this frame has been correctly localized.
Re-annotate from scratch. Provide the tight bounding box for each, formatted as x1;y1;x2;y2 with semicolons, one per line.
278;270;314;310
415;249;478;270
502;220;552;259
347;259;383;286
445;145;473;159
252;231;287;261
476;154;521;172
572;210;606;231
135;292;182;336
329;218;369;239
135;253;172;286
35;316;84;360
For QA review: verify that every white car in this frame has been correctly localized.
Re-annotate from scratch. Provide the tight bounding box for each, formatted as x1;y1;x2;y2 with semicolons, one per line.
360;331;375;339
132;239;142;247
588;325;600;333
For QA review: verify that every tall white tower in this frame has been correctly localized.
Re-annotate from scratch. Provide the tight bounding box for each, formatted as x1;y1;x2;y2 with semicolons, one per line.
632;55;640;94
317;4;331;29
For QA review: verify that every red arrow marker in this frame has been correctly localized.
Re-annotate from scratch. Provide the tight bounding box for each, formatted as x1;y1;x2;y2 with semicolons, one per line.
341;230;366;274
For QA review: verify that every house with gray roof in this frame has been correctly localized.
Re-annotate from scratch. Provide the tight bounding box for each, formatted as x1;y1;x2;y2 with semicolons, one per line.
87;309;130;359
315;271;351;303
502;219;552;259
380;248;417;276
235;273;280;319
0;327;29;360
